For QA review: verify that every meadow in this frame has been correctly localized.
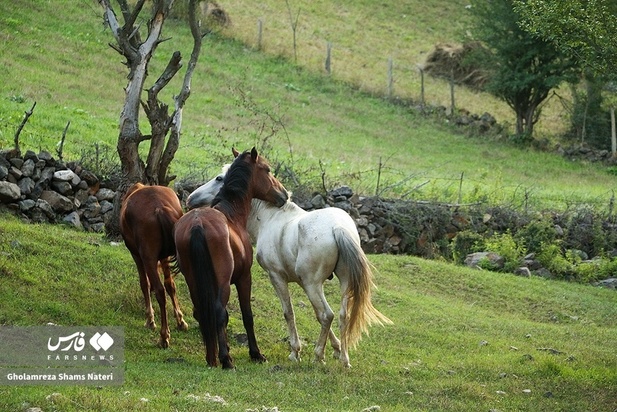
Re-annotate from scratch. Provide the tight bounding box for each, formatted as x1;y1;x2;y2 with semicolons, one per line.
0;214;615;411
0;1;616;410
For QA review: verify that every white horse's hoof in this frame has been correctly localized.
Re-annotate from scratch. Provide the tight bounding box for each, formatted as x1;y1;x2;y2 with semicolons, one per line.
313;354;326;364
288;352;301;362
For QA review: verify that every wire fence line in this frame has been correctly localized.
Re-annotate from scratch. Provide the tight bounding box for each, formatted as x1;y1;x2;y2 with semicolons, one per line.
251;18;495;116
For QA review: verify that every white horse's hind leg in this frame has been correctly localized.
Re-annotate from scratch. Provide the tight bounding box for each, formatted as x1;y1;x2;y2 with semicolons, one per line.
269;273;302;362
328;329;341;360
302;283;335;364
337;274;351;368
338;293;351;368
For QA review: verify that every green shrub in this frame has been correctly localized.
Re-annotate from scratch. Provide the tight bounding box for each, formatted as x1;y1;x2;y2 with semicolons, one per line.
484;231;525;272
537;243;574;279
571;257;617;284
564;206;607;258
451;230;485;264
515;217;557;254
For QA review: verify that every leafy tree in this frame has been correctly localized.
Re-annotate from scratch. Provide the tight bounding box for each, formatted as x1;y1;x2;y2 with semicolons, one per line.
514;0;617;79
466;0;578;139
515;0;617;150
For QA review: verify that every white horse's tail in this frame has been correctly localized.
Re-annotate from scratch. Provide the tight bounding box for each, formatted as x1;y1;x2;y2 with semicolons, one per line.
333;226;393;350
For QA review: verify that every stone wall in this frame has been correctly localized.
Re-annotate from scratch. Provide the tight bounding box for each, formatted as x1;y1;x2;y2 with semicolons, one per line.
296;185;617;263
2;150;616;287
0;150;116;231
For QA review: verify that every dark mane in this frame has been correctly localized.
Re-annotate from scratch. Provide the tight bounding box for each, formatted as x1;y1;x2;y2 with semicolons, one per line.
211;150;252;211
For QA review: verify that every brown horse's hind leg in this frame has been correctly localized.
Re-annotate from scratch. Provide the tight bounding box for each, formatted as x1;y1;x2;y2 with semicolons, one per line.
132;253;156;330
160;259;188;331
146;262;170;348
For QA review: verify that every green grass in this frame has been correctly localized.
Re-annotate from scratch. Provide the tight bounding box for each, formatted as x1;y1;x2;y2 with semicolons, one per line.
0;213;615;411
1;2;616;411
1;1;615;211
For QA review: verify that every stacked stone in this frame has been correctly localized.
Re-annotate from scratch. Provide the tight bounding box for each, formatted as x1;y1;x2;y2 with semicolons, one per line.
0;150;116;232
296;185;405;254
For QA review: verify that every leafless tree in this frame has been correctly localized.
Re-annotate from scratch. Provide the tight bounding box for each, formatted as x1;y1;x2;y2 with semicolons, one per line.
97;0;204;237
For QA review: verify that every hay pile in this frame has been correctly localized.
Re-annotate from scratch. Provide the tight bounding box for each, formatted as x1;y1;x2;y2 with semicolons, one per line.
200;1;231;28
422;42;490;90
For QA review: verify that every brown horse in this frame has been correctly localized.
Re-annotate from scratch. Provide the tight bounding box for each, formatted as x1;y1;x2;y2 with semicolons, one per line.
174;148;288;369
119;183;188;348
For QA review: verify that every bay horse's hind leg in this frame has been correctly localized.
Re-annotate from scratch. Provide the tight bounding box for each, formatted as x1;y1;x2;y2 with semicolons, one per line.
132;253;156;330
235;278;267;363
160;259;188;331
215;301;234;369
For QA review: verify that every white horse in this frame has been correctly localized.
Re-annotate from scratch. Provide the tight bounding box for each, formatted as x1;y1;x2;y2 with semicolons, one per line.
186;166;392;368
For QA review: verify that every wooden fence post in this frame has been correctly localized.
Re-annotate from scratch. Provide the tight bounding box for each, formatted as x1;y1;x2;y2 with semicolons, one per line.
611;107;616;156
449;69;455;115
257;19;263;50
325;42;332;75
418;65;425;107
457;172;464;205
387;56;393;99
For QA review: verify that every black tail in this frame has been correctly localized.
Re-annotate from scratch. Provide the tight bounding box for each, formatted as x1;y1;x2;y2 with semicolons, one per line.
189;225;218;360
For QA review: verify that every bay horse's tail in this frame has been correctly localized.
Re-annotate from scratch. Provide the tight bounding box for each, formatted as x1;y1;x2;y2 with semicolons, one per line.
333;226;393;349
189;225;218;365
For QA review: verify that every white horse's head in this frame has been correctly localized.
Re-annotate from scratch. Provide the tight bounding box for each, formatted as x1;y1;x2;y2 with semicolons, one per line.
186;164;230;209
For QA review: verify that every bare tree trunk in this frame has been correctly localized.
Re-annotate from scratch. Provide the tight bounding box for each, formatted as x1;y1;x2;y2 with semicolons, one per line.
98;0;203;238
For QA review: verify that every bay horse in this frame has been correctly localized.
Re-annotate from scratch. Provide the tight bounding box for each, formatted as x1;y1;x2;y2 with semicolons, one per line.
119;183;188;348
174;148;288;369
187;166;392;368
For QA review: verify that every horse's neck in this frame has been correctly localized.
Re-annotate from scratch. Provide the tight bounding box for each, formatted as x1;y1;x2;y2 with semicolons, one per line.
215;198;251;227
249;199;304;238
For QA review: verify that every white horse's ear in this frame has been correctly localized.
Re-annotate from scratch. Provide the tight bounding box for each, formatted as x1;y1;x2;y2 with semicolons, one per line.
232;147;240;158
250;146;258;161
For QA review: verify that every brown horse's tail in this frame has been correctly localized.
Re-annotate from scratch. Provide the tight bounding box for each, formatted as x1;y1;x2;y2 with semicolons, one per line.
333;226;393;350
156;207;177;259
189;225;218;365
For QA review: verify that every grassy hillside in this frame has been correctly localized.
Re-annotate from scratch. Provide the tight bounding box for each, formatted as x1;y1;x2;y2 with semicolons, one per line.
0;213;615;411
0;1;615;211
1;4;615;411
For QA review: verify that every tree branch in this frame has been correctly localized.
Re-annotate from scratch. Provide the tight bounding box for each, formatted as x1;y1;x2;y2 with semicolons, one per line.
14;101;36;154
160;0;203;184
56;120;70;161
